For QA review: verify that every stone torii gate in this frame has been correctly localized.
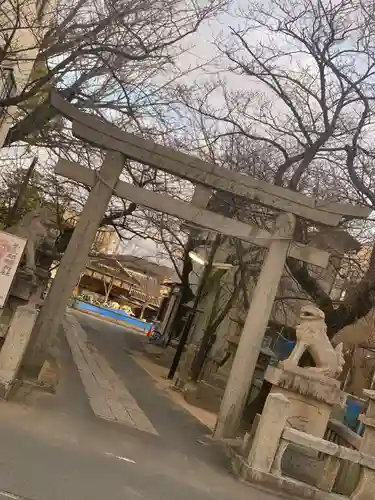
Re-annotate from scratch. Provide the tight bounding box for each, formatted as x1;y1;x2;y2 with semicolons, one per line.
27;90;370;439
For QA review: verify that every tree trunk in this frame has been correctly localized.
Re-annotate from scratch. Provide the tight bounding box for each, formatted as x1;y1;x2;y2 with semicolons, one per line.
6;156;38;227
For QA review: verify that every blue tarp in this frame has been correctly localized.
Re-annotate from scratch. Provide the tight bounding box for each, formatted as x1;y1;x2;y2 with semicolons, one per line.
344;396;365;432
273;337;295;361
73;299;152;332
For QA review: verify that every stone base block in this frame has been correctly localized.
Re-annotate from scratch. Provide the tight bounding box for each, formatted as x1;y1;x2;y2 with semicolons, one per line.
265;366;347;439
10;270;37;301
37;358;59;390
229;448;346;500
0;305;38;399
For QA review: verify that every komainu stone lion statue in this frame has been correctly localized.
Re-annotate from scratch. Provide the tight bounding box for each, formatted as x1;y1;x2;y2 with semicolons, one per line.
282;304;345;379
6;207;57;273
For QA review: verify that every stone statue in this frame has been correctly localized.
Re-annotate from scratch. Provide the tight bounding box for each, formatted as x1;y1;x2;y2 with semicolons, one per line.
282;304;345;379
6;207;57;274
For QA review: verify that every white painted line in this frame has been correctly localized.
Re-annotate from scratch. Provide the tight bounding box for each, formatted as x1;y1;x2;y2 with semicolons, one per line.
65;318;159;435
0;491;30;500
105;452;136;464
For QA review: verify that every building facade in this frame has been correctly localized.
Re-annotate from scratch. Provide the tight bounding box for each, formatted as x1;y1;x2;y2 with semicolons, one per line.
92;227;120;255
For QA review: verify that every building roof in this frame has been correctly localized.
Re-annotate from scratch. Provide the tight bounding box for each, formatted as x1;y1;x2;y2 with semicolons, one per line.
94;253;179;282
87;256;140;286
84;254;172;308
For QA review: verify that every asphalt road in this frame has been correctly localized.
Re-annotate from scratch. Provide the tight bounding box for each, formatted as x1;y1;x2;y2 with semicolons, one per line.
0;313;279;500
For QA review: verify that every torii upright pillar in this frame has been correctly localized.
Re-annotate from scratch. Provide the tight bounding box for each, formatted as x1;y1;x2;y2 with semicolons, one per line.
213;212;296;439
25;151;125;369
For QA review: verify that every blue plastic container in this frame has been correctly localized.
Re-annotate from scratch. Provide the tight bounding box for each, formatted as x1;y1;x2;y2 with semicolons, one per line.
344;397;363;431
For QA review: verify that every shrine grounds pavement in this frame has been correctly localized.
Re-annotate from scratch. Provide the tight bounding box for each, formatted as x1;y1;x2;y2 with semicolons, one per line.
0;312;281;500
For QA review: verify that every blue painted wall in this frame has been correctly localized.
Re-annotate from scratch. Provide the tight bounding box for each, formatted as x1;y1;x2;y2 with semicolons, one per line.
73;299;152;332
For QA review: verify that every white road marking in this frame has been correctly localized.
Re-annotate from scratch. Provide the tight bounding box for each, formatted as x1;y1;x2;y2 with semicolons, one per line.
65;315;158;435
0;491;29;500
105;452;136;464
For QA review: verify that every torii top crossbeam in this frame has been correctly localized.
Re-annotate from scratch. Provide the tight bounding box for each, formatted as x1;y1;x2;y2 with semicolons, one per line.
50;90;372;271
50;90;371;228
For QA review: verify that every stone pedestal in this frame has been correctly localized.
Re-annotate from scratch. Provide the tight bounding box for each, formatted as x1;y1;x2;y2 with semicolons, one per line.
265;365;347;439
0;267;48;339
0;270;37;339
247;392;290;473
0;304;38;398
10;269;37;301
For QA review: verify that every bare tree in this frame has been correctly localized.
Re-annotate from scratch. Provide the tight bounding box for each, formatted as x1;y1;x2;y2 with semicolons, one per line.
1;0;227;147
0;0;228;288
172;0;375;338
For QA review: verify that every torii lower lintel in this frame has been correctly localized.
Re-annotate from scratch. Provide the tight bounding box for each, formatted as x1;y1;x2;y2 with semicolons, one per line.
55;159;330;269
49;89;371;226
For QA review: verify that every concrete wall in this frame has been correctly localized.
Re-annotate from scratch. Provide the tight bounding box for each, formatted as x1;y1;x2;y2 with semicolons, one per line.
187;241;240;354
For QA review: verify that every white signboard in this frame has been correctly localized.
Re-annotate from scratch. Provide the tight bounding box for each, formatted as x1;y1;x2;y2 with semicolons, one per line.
0;231;27;308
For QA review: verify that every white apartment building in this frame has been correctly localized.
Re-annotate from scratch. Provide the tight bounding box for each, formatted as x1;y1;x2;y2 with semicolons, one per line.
0;0;52;146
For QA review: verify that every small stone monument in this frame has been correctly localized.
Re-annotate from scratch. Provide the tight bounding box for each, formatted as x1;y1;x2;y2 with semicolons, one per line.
9;207;58;303
0;208;60;395
264;305;347;438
